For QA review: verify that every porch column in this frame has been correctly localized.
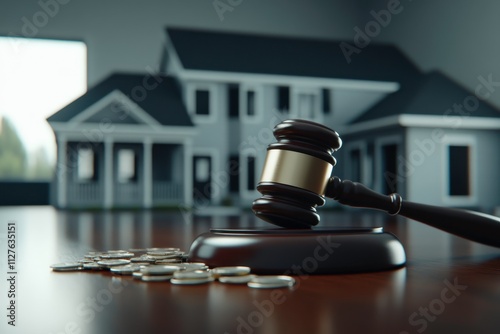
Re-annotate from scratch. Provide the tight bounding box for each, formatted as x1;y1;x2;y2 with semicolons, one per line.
104;139;114;209
56;135;67;208
184;139;193;207
143;139;152;208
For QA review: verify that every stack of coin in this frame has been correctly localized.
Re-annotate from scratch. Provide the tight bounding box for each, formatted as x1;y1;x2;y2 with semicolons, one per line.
50;248;296;289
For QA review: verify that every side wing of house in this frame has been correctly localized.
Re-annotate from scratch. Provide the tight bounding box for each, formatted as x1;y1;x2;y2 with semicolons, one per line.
47;74;196;209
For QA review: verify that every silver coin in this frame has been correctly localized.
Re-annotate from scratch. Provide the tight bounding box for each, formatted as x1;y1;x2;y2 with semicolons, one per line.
132;272;143;279
147;247;180;252
101;252;134;259
155;258;183;264
181;263;208;271
97;259;131;268
170;277;215;285
219;275;257;284
173;270;213;279
212;266;251;277
131;256;156;263
50;262;82;271
140;265;181;276
128;248;148;253
147;250;180;256
83;262;103;270
110;264;140;275
141;275;173;282
133;262;152;267
247;276;296;289
165;262;207;271
78;259;95;264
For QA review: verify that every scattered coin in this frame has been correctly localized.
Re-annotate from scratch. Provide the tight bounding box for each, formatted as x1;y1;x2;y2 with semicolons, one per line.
173;270;213;280
170;277;215;285
181;263;209;271
247;275;296;289
212;266;251;277
128;248;148;253
101;252;134;259
155;258;183;264
141;275;173;282
131;256;156;263
140;265;181;276
83;262;103;270
132;272;143;279
97;259;131;268
147;247;180;252
50;262;82;272
78;259;96;264
50;247;298;290
110;264;141;275
219;275;257;284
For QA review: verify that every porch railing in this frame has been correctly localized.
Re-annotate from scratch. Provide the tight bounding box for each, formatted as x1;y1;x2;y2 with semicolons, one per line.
153;182;183;204
67;182;103;205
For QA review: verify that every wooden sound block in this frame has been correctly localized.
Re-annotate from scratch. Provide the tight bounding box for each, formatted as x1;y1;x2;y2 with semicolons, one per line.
188;227;406;274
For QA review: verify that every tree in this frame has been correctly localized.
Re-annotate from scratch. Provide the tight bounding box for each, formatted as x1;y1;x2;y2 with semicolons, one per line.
0;116;28;179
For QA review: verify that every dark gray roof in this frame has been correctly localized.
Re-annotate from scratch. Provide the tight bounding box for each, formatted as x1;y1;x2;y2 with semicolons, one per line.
47;73;193;126
166;27;420;82
351;71;500;124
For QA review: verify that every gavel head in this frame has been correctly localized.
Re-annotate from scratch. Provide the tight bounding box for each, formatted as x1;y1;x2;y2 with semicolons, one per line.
252;119;342;228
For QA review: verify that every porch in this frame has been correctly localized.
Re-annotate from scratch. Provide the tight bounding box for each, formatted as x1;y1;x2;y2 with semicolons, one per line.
59;141;188;208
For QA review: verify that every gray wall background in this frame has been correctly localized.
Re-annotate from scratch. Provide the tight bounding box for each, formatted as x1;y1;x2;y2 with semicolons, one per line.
1;0;500;106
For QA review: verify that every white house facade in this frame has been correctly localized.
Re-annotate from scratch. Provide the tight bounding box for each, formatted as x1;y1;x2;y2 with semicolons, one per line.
48;28;500;212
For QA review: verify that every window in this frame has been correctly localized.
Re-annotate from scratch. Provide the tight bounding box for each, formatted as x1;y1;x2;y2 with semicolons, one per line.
247;156;256;191
77;148;95;181
382;144;398;194
195;157;210;182
195;89;210;115
448;145;470;196
117;149;137;183
228;155;239;192
247;91;255;116
322;88;331;114
228;84;239;118
349;149;362;182
0;37;87;180
277;86;290;112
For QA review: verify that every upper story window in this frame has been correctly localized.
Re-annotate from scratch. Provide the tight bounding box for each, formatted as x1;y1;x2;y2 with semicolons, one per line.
227;84;239;118
277;86;290;112
442;135;476;206
322;88;331;114
246;91;255;116
195;89;210;115
448;145;470;196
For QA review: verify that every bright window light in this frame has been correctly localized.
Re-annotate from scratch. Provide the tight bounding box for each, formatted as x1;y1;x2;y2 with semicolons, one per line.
0;37;87;180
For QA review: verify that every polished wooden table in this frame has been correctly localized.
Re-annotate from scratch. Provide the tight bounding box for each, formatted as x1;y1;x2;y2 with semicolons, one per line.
1;206;499;334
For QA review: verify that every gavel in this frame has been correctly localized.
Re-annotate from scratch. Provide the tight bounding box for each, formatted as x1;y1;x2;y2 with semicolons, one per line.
252;119;500;248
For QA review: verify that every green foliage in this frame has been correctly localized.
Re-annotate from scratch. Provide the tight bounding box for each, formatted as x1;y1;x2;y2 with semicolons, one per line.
0;117;28;179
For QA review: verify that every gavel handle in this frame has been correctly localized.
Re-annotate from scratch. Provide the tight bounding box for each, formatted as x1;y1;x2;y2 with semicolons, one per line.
325;176;500;248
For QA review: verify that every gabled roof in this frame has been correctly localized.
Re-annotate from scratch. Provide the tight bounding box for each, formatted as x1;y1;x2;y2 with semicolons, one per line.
166;27;420;82
47;73;193;126
351;71;500;124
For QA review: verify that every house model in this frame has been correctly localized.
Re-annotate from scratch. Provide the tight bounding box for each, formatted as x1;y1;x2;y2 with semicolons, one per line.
47;27;500;213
